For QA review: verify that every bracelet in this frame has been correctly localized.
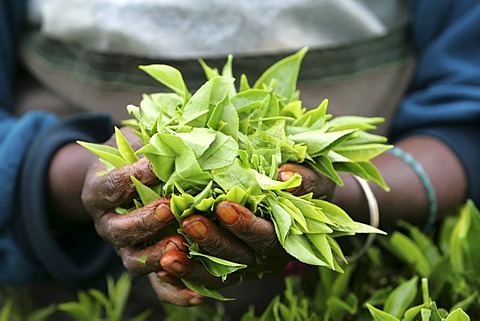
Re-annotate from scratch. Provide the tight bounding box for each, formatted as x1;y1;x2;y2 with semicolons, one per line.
386;146;438;233
346;175;380;263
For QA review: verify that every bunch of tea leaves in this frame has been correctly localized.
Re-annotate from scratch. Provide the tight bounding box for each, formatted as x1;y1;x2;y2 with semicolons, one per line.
78;47;390;300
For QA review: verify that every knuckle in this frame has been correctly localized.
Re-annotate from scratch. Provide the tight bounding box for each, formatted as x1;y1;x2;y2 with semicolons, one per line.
258;232;282;256
132;158;158;185
103;172;125;204
131;214;152;238
120;253;142;276
99;216;131;248
245;219;281;255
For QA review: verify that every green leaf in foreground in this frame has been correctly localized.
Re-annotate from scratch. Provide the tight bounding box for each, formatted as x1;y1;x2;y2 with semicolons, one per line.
139;64;189;102
181;279;233;301
76;141;129;169
130;176;160;205
115;127;139;163
253;46;307;102
189;250;247;281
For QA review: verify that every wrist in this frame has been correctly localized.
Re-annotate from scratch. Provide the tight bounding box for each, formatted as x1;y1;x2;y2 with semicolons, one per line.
48;142;97;222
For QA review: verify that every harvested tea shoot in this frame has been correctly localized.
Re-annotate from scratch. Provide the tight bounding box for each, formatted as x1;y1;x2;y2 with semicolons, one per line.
78;47;390;300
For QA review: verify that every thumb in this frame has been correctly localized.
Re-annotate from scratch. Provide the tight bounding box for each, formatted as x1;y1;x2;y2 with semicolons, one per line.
277;163;335;200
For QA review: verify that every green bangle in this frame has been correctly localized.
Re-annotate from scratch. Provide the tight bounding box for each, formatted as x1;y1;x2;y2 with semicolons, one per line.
386;146;438;233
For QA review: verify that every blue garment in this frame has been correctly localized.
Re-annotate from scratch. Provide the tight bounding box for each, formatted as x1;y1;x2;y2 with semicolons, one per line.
0;0;58;285
0;0;118;287
391;0;480;201
0;0;479;287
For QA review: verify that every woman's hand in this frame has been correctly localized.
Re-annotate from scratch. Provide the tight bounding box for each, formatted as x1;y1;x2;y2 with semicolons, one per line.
145;200;288;306
149;163;335;306
80;129;181;276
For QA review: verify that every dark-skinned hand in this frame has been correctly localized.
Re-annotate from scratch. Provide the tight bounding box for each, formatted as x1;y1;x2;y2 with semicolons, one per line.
150;163;335;306
80;128;335;306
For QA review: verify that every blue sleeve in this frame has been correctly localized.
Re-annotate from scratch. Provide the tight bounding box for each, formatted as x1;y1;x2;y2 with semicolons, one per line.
16;113;120;289
0;0;55;284
0;0;120;287
391;0;480;205
0;110;59;284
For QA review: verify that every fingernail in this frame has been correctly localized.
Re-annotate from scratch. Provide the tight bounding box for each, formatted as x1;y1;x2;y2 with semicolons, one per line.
183;220;207;240
153;204;172;223
164;241;180;253
217;203;240;225
164;260;184;276
278;170;295;182
277;171;298;193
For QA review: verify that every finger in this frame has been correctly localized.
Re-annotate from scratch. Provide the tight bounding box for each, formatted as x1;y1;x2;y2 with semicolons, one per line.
278;163;335;199
157;270;183;286
119;234;187;276
160;250;227;289
148;273;205;306
95;197;175;247
215;201;284;256
182;215;257;265
82;157;160;216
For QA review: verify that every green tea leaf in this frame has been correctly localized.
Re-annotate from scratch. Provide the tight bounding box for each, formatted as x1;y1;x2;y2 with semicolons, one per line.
194;197;215;212
267;196;293;245
189;250;247;280
402;303;428;321
310;156;344;186
198;59;220;80
307;233;334;269
366;303;400;321
326;294;358;317
197;131;239;171
130;176;160;205
312;199;355;227
223;186;249;205
170;193;195;218
388;232;431;277
139;64;189;102
383;276;418;318
158;133;212;193
77;141;129;169
328;115;384;131
207;99;239;139
291;99;328;129
181;279;233;301
284;234;330;267
289;129;356;157
278;196;309;232
115;127;139;164
175;129;216;158
181;76;234;128
211;158;258;191
254;47;307;102
137;134;176;182
255;171;301;191
445;308;470;321
334;143;392;162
